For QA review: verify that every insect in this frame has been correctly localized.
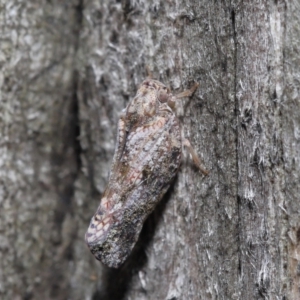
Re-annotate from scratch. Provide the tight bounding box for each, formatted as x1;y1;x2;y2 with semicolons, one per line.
85;78;208;268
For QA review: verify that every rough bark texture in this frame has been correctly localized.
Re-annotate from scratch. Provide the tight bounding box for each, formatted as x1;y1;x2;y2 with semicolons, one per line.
1;0;299;299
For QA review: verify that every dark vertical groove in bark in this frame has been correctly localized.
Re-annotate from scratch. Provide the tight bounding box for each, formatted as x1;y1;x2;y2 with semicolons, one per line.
48;1;84;297
51;0;84;228
71;0;84;173
51;5;81;300
230;4;241;280
74;0;84;51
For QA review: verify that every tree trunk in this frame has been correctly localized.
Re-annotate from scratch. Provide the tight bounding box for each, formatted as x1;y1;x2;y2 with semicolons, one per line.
1;0;299;299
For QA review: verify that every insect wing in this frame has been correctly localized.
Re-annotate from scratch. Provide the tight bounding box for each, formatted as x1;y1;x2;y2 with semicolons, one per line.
85;112;181;268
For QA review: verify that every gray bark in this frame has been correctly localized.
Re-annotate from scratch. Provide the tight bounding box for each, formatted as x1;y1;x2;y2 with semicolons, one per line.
1;0;299;299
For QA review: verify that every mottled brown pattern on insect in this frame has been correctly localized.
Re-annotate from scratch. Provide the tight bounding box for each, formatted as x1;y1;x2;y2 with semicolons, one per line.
85;79;207;268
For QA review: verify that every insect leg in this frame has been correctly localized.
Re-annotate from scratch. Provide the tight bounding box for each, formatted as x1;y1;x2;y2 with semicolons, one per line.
183;139;209;175
176;82;199;99
168;82;199;110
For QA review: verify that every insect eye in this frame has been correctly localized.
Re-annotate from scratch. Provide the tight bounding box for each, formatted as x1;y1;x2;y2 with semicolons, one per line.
158;90;169;103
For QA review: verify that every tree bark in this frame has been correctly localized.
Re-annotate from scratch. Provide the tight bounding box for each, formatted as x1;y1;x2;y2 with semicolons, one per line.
1;0;299;299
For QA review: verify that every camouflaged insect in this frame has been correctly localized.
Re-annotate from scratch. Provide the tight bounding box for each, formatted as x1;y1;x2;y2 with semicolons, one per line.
85;78;207;268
